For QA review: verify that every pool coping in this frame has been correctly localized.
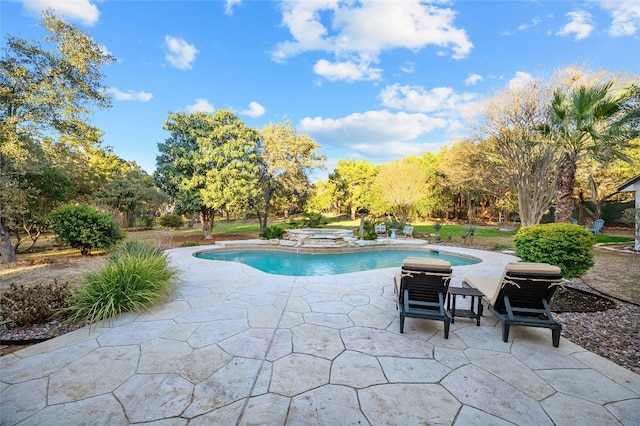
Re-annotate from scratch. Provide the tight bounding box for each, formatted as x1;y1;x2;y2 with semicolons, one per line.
193;238;483;263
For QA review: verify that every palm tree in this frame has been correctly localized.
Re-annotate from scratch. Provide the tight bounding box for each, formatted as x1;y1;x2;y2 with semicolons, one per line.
547;82;639;223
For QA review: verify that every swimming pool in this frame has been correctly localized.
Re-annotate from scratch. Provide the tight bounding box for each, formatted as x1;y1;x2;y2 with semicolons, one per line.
196;249;478;276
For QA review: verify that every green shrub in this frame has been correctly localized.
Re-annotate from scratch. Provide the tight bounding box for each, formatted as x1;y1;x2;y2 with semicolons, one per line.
260;225;285;239
301;212;326;228
514;223;595;278
362;220;378;240
158;214;184;229
384;217;405;231
180;241;199;247
52;204;124;255
0;281;71;327
68;241;178;325
139;214;155;229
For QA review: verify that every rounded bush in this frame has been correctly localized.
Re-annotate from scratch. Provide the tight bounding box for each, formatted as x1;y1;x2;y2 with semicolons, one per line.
158;214;184;229
514;223;595;278
52;204;124;255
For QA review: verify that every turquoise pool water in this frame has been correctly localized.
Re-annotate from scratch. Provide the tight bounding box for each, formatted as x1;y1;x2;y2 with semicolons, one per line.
196;249;478;276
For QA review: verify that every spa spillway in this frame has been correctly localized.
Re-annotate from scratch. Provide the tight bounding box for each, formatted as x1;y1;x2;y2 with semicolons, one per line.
286;228;356;248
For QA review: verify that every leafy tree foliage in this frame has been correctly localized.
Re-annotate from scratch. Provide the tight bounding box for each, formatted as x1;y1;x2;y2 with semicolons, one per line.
14;165;75;252
0;11;114;263
374;158;429;223
328;159;378;220
412;153;450;219
253;121;324;229
156;111;260;239
306;180;338;213
548;82;639;223
437;141;495;223
95;164;167;228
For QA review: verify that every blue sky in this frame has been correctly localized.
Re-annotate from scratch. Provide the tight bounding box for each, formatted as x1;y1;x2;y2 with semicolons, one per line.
3;1;640;179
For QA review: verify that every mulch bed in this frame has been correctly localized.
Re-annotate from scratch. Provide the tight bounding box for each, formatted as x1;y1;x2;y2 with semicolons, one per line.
550;286;618;313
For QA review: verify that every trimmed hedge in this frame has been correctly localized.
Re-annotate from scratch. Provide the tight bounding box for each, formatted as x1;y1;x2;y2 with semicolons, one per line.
514;223;595;278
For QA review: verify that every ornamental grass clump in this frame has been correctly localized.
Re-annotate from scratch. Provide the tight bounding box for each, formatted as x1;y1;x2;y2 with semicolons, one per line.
68;240;178;326
514;223;595;278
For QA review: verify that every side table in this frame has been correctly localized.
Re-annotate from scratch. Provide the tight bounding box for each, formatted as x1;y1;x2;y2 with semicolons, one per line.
447;287;483;326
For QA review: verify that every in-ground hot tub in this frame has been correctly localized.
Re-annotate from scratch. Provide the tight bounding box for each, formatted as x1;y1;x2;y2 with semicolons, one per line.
286;228;355;248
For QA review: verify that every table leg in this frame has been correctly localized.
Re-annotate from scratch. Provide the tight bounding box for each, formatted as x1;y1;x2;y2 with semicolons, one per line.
451;294;456;324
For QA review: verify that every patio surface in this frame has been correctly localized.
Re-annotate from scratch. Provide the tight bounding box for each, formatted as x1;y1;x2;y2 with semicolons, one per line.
1;245;639;425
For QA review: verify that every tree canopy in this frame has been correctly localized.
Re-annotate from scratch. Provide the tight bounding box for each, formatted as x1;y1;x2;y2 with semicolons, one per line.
0;10;115;263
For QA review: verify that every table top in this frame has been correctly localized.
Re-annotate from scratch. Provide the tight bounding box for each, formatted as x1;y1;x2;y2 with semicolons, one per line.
448;286;483;297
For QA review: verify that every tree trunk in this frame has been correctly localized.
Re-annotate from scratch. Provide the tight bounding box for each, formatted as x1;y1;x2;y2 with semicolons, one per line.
259;190;273;231
0;219;17;263
359;213;367;238
258;208;269;231
466;194;474;224
554;153;577;223
187;212;198;228
201;207;214;240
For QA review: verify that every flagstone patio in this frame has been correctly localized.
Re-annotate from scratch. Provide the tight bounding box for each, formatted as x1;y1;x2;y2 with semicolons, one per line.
1;245;638;425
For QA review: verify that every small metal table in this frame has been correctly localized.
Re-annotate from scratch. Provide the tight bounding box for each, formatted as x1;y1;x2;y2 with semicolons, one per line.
447;287;483;325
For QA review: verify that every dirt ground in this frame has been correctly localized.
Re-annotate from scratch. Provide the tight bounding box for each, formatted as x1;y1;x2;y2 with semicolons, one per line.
582;246;640;304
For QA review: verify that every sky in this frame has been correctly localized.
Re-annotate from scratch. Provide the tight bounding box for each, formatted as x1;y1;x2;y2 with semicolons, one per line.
3;0;640;180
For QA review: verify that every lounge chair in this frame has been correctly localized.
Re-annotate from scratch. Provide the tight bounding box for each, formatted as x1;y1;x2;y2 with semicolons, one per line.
463;262;563;347
395;257;452;339
401;225;414;238
588;219;604;235
375;224;387;237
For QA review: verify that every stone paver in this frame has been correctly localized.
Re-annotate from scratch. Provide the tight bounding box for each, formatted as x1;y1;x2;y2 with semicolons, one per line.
1;244;639;425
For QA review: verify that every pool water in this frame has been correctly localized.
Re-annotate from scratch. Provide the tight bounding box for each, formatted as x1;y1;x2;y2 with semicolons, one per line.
196;249;477;276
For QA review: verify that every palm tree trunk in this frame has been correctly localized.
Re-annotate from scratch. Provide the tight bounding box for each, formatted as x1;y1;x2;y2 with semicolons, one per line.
554;153;577;223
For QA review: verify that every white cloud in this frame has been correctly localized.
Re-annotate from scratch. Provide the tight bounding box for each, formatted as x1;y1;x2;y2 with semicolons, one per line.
502;17;541;36
596;0;640;36
271;0;472;81
465;73;483;86
298;110;448;159
107;88;153;102
164;35;198;70
508;71;535;90
557;11;594;40
240;101;266;118
20;0;100;26
224;0;242;15
400;61;415;74
186;98;214;113
379;84;477;114
313;59;383;82
518;17;540;32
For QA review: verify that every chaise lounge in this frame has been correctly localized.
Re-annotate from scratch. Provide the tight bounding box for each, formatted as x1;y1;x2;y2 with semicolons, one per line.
395;257;452;339
463;262;564;347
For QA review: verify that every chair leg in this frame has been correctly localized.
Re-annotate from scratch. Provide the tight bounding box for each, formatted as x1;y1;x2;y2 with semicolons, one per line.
399;314;405;333
552;326;561;347
443;318;450;339
502;321;510;343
